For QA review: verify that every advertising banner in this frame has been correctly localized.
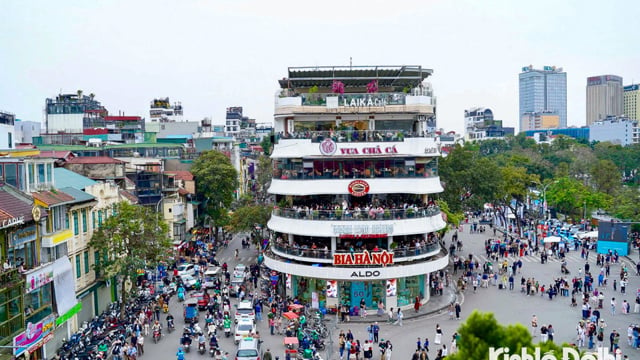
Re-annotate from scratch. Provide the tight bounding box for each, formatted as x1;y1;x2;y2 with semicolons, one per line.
13;314;55;356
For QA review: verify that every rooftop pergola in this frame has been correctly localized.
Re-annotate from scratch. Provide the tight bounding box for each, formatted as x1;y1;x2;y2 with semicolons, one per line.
278;65;433;91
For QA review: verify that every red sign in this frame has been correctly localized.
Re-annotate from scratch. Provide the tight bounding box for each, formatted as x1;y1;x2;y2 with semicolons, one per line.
333;250;394;266
348;180;370;197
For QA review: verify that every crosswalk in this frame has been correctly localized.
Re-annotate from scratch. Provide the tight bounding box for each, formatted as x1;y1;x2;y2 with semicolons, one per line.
471;251;590;264
217;256;257;264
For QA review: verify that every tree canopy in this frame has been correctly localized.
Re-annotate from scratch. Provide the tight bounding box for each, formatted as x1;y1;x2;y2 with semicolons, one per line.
89;201;171;318
191;150;239;237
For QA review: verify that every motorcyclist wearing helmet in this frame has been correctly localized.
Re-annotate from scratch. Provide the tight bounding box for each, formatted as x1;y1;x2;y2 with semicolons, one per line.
209;334;219;349
152;320;162;336
176;347;185;360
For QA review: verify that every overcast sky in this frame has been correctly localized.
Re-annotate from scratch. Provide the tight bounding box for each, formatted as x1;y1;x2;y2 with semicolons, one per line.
2;0;639;134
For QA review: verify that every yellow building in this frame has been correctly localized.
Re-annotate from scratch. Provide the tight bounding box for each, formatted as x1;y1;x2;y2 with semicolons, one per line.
624;84;640;120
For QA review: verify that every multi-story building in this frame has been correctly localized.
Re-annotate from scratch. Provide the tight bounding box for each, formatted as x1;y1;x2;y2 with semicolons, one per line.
44;92;105;134
519;65;567;131
586;75;624;126
589;116;639;146
264;65;448;311
14;120;42;145
624;84;640;120
148;98;183;123
523;127;590;142
520;111;561;131
463;107;514;141
83;111;146;144
0;110;16;149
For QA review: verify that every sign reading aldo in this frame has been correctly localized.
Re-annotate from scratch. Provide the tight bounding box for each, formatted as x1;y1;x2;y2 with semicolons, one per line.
333;250;393;266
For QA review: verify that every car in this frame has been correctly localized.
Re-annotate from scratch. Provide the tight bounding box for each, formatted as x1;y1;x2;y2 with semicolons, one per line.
203;267;221;289
236;337;262;360
191;292;210;310
180;274;198;290
233;264;247;278
234;319;256;344
177;263;195;277
234;300;255;323
229;278;244;297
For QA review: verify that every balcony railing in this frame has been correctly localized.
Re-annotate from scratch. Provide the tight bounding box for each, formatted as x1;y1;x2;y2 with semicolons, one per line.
279;92;433;107
270;241;440;262
277;129;429;143
273;206;440;221
274;167;438;180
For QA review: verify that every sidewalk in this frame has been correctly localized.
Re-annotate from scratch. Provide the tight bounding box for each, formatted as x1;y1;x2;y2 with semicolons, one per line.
338;284;460;323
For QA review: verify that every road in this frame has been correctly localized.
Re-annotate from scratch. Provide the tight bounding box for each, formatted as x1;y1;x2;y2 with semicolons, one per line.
140;226;640;360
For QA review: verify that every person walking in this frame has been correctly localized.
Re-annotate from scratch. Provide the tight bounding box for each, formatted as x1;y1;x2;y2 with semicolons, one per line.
263;349;273;360
414;296;421;313
454;302;461;320
367;323;374;342
387;307;394;323
339;331;346;360
394;308;403;327
531;315;538;336
434;324;443;345
372;322;380;343
137;334;144;355
611;298;616;315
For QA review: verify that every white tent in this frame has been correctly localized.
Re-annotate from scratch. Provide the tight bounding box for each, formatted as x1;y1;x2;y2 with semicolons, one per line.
543;236;562;243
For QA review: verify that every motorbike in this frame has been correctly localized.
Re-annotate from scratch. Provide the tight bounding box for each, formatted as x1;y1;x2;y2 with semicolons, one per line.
224;327;231;338
198;342;206;355
207;324;216;338
183;342;191;353
167;319;175;333
177;291;185;302
561;262;570;274
153;329;161;344
209;344;219;358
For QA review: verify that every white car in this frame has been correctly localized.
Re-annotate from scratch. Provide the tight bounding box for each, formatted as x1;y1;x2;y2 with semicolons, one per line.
234;319;256;344
180;274;198;290
177;263;195;277
203;267;221;289
234;300;255;323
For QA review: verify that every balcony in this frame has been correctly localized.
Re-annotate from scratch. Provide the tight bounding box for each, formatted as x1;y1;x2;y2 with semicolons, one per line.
268;207;446;237
276;92;433;108
269;176;444;196
41;229;73;248
270;241;440;264
273;206;440;221
276;129;430;143
263;245;449;281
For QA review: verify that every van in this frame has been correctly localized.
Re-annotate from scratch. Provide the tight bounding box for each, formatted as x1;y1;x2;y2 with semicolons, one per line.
203;267;221;289
236;337;262;360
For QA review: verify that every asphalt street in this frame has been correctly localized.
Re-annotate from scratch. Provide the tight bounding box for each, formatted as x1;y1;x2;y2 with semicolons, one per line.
138;226;640;360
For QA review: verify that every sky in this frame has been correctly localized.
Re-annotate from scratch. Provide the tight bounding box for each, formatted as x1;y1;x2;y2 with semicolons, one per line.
2;0;639;134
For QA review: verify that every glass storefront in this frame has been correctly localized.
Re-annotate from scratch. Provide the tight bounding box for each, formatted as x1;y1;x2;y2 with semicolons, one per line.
292;275;424;310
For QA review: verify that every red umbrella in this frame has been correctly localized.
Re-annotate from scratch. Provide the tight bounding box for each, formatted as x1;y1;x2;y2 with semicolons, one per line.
283;311;299;320
288;304;304;310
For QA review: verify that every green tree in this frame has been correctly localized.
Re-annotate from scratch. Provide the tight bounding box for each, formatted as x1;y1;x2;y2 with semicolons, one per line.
446;311;571;360
609;187;640;221
495;166;539;235
545;177;611;221
191;150;239;239
256;155;273;203
227;204;272;241
260;135;273;156
90;202;171;319
590;159;620;195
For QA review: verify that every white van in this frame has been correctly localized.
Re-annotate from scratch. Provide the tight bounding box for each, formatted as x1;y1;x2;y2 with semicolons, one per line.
203;267;221;289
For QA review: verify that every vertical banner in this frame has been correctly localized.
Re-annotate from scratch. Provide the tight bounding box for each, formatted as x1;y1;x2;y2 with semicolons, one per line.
386;279;397;296
286;274;291;289
311;291;319;309
326;280;338;298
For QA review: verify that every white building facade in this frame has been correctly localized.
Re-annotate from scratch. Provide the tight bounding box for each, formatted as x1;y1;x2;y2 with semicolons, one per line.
589;116;639;146
265;65;448;311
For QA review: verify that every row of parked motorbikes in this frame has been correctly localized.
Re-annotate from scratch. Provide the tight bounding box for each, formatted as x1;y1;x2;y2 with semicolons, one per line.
54;290;158;360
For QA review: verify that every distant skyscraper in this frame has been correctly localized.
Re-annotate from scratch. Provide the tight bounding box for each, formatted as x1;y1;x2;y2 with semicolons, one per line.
624;84;640;120
586;75;623;126
519;65;567;131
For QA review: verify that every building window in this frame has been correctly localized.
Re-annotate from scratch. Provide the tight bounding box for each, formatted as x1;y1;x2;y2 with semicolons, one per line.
84;251;89;274
98;210;103;226
76;255;81;278
82;209;88;232
92;211;96;229
73;211;79;235
38;164;45;183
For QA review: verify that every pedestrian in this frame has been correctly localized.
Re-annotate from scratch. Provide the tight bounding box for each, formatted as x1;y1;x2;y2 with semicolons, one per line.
367;323;374;342
269;317;275;335
423;338;429;352
127;342;138;360
255;301;262;321
373;322;380;343
611;298;616;315
435;324;442;344
531;315;538;336
142;319;149;337
412;350;420;360
384;344;392;360
416;337;422;351
419;349;428;360
339;331;346;360
454;302;461;320
448;303;454;320
394;308;403;327
154;302;161;321
441;345;448;357
363;340;373;360
137;334;144;355
264;349;273;360
387;307;394;323
414;296;421;313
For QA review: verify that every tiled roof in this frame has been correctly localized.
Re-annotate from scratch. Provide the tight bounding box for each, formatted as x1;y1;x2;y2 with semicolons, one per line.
119;189;139;204
60;187;96;203
0;183;35;222
164;170;194;181
53;168;98;190
35;151;75;160
32;190;76;207
65;156;125;164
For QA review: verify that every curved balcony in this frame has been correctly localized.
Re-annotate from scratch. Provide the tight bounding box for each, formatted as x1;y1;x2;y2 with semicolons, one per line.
268;207;447;237
270;241;441;264
263;245;449;281
268;176;444;196
273;206;441;221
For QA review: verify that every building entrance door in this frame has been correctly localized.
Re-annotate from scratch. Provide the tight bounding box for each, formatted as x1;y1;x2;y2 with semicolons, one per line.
350;281;372;311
